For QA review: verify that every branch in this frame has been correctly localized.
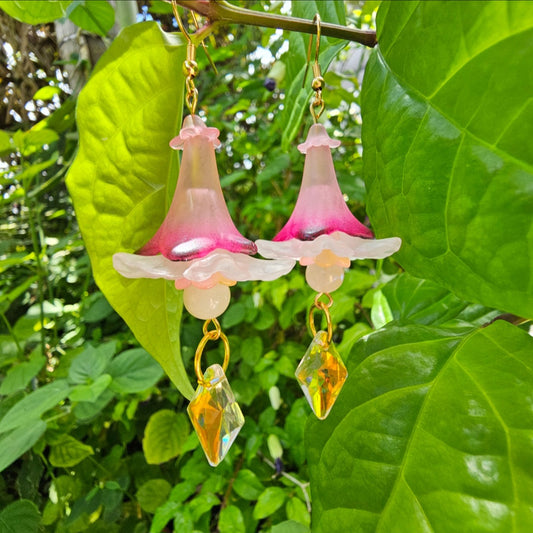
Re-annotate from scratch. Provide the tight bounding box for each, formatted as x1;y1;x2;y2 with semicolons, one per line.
170;0;377;47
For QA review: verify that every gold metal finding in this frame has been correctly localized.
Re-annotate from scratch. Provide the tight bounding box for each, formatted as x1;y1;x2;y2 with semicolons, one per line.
308;292;333;344
194;318;231;385
171;0;217;114
303;14;325;123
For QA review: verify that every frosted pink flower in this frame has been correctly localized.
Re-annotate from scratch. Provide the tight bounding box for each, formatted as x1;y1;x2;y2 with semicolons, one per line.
256;124;401;293
113;115;294;319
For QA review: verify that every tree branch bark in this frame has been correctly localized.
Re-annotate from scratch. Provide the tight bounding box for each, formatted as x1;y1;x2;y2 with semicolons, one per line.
170;0;377;47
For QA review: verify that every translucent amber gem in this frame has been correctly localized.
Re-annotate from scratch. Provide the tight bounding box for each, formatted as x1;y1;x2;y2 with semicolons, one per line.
295;331;348;420
187;364;244;466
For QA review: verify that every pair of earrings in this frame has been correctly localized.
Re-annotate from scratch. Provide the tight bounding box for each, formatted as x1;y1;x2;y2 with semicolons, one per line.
113;13;401;466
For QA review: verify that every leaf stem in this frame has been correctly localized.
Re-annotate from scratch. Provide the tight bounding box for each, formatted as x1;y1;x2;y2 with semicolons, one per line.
0;311;23;357
221;454;244;509
484;314;530;328
259;452;312;514
172;0;377;47
21;154;48;357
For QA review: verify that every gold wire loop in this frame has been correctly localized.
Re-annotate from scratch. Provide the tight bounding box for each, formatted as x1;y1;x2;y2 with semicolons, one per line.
308;292;333;344
171;1;199;114
302;14;325;123
194;318;230;386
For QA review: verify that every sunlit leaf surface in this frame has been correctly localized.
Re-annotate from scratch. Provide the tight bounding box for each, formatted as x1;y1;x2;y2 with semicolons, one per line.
362;1;533;318
307;320;533;532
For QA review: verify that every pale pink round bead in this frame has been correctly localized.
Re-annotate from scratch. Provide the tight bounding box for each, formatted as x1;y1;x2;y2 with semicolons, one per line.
183;284;231;320
305;264;345;293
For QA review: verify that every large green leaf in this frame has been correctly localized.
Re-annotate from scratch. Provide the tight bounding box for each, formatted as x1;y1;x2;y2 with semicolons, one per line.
306;320;533;532
0;0;71;24
382;272;499;328
362;1;533;318
66;23;194;397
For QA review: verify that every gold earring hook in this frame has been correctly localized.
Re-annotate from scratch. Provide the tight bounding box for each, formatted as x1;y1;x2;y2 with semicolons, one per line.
171;0;198;114
170;1;218;114
303;14;325;123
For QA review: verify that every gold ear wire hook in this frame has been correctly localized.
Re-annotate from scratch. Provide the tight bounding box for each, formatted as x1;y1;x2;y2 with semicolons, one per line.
172;0;198;114
302;14;325;123
171;1;218;113
303;14;322;87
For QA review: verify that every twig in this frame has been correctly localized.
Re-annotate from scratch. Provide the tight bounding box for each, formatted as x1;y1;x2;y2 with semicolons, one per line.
259;452;312;514
170;0;377;47
221;454;244;509
484;314;530;328
355;301;373;329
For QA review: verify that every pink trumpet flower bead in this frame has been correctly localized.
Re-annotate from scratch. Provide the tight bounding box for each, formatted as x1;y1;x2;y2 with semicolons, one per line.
274;124;373;241
256;124;401;294
113;115;295;319
139;114;257;261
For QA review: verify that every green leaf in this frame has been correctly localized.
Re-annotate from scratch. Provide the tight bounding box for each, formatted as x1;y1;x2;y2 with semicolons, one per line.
0;499;41;533
0;355;46;395
107;348;164;394
221;302;246;329
280;1;346;150
286;498;310;527
68;0;114;37
362;1;533;318
142;410;190;464
150;501;181;533
370;289;393;329
33;86;61;101
307;320;533;532
0;421;46;473
233;469;265;500
68;343;116;384
218;505;245;533
49;435;94;467
271;521;309;533
253;487;286;520
0;380;70;433
382;272;498;328
69;374;112;402
0;0;71;24
66;22;193;398
0;130;13;153
136;479;172;513
81;291;115;323
73;389;115;422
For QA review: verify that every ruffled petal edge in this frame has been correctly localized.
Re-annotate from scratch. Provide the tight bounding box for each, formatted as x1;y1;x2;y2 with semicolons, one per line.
113;249;296;289
256;232;402;264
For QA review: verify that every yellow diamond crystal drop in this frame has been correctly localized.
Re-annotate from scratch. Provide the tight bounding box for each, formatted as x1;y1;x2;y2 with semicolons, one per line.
295;330;348;420
187;364;244;466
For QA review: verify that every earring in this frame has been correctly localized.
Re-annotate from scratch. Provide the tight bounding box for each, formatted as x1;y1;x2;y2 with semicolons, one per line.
256;15;401;419
113;4;294;465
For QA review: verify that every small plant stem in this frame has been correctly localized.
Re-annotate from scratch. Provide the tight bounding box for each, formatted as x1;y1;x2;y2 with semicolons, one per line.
221;454;244;509
485;314;530;328
172;0;377;47
0;311;23;357
21;154;48;357
259;453;312;514
355;301;373;328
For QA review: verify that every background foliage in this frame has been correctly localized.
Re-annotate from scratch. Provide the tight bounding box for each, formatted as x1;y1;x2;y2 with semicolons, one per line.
0;1;532;533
